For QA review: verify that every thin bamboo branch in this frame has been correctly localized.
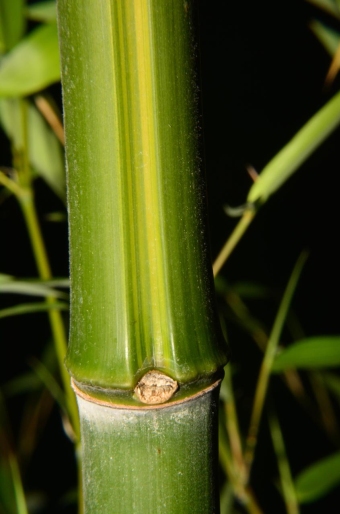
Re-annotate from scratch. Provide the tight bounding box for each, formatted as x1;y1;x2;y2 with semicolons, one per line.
19;185;79;439
34;94;65;145
223;366;246;479
268;409;300;514
243;252;308;479
213;210;255;277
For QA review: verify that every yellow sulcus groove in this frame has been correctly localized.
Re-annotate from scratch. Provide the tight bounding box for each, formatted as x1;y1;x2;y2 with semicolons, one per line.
132;1;170;367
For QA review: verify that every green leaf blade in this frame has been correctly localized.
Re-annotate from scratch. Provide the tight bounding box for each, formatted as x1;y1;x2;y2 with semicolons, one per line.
272;336;340;372
0;0;25;53
310;20;340;57
0;23;60;97
295;452;340;503
0;276;68;298
247;91;340;204
25;1;57;23
0;99;65;199
306;0;340;20
0;301;68;319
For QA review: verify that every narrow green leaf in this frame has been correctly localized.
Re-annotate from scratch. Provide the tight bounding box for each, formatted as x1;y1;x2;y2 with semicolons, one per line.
38;278;69;288
247;91;340;204
219;481;234;514
272;336;340;372
268;410;299;514
30;358;67;412
230;281;272;299
25;1;56;23
310;20;340;57
0;277;68;298
0;392;28;514
0;0;25;53
0;274;69;288
0;461;16;514
3;341;58;397
306;0;340;19
214;277;271;299
295;452;340;503
0;273;13;283
0;99;65;199
3;372;42;397
44;211;67;222
244;252;308;470
0;23;60;97
214;275;230;296
0;301;68;319
322;371;340;399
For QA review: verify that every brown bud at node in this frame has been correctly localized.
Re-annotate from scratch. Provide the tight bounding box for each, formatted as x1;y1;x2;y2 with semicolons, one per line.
134;370;178;405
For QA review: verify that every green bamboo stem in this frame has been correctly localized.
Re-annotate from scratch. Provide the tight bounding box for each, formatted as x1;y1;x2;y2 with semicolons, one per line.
75;380;221;514
57;0;228;511
58;0;228;391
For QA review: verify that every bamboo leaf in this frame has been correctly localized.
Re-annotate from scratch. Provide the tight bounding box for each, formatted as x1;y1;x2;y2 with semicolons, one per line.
214;276;272;299
44;211;67;222
0;274;69;287
37;278;69;288
30;358;67;412
219;482;234;514
268;410;299;514
3;372;42;397
247;91;340;204
0;275;68;298
26;101;65;198
229;281;272;299
0;0;25;53
306;0;340;19
322;371;340;399
213;91;340;275
0;301;68;319
244;252;308;472
0;23;60;97
0;273;13;283
295;452;340;503
25;1;56;23
0;99;65;199
310;20;340;57
3;342;58;397
0;392;28;514
272;336;340;372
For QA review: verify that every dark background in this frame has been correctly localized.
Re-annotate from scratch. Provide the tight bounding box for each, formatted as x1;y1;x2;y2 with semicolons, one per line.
1;0;339;512
199;1;340;512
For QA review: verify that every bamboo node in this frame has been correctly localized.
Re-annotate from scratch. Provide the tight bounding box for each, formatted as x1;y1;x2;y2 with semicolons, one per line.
134;370;178;405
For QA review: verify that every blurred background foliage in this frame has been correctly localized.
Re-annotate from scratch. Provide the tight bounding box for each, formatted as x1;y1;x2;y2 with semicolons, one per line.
1;0;340;513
